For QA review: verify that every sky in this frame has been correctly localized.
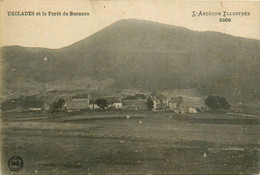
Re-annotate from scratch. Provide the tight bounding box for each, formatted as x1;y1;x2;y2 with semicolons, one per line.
1;0;259;49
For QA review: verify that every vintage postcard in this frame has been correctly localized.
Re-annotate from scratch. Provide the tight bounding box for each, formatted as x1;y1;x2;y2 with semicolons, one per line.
0;0;259;174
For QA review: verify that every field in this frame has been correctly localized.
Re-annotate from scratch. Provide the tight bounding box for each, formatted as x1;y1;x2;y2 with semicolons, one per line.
1;111;259;174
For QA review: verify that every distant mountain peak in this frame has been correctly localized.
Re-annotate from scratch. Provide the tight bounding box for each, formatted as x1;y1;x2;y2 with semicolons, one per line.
2;19;260;102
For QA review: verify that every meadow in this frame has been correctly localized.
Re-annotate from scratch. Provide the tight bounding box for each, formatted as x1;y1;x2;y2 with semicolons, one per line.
1;111;259;174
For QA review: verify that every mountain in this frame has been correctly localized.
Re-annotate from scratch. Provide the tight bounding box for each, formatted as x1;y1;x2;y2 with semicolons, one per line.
1;19;260;102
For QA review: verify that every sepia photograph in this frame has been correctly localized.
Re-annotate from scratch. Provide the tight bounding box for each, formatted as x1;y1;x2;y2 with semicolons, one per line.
0;0;259;174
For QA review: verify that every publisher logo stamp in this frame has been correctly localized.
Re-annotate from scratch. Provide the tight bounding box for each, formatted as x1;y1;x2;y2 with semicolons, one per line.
8;155;23;172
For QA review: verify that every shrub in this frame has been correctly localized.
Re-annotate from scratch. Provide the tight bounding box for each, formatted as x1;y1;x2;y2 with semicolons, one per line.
205;95;231;111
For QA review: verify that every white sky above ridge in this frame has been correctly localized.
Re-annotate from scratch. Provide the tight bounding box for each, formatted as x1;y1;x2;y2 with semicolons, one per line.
1;0;259;49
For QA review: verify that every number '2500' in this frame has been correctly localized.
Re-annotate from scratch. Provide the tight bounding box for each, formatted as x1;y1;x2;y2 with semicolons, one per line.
219;18;231;22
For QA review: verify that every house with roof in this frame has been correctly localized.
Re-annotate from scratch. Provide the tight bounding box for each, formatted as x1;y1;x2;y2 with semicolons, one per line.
134;94;147;100
174;96;206;113
122;99;148;111
150;91;168;110
89;99;101;110
125;93;146;100
65;94;90;112
105;96;122;110
167;98;177;111
122;94;148;111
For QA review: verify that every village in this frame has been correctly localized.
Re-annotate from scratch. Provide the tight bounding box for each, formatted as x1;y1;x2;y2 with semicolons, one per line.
1;91;230;114
1;90;257;175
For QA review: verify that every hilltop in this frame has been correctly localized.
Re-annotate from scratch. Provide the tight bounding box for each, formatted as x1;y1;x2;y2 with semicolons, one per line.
1;19;260;102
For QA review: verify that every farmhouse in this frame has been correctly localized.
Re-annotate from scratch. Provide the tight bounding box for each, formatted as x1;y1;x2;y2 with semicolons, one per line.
65;94;90;112
122;94;147;111
89;99;100;110
122;99;148;111
174;96;206;113
134;94;146;100
167;99;177;111
105;96;122;110
150;91;168;110
125;93;147;100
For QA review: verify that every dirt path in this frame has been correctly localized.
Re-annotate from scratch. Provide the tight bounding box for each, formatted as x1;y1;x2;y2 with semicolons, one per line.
228;112;260;118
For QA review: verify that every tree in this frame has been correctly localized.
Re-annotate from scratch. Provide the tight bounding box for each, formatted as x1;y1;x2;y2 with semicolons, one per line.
51;99;65;112
147;97;154;111
219;97;231;110
95;99;107;110
205;95;231;111
56;99;65;109
205;95;216;109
